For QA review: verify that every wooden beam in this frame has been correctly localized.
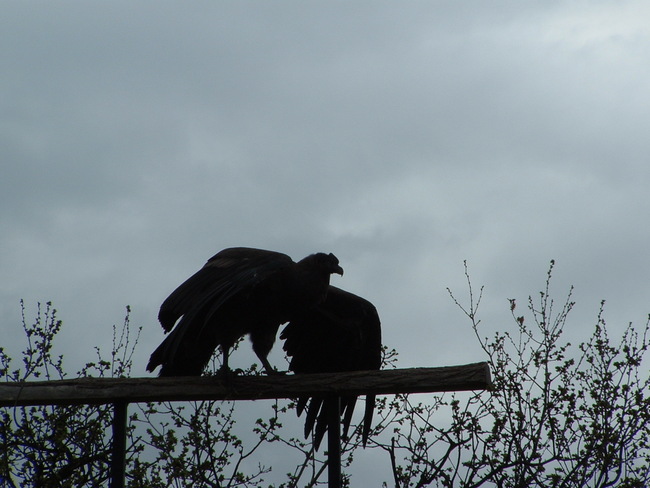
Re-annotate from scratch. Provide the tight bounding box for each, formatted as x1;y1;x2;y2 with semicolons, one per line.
0;362;491;407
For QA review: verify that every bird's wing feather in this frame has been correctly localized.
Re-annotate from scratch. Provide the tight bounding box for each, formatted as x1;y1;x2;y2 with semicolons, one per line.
281;286;381;449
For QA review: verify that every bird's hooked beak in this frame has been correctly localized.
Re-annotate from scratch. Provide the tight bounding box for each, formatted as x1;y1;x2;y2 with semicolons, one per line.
328;253;344;276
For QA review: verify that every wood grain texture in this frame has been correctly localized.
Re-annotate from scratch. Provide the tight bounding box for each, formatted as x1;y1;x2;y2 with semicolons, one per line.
0;362;491;407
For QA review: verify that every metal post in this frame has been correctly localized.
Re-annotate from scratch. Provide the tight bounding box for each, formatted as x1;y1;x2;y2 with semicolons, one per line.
111;400;128;488
326;396;341;488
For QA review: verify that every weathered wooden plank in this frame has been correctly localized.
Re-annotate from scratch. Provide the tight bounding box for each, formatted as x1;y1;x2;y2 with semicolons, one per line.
0;362;491;407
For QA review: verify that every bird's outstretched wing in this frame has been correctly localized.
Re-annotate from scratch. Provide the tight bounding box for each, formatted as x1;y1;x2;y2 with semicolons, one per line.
281;286;382;449
148;248;294;376
157;247;293;332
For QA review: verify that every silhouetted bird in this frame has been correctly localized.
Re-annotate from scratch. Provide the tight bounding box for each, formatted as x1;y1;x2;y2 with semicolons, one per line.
147;247;343;376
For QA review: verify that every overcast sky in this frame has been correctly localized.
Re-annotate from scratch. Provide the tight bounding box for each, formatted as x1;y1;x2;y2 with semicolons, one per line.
2;1;649;481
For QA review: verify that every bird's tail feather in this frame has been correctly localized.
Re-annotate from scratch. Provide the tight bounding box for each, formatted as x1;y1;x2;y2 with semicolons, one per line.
362;394;375;447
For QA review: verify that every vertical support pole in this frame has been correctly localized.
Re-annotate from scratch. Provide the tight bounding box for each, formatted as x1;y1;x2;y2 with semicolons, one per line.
326;396;341;488
111;400;128;488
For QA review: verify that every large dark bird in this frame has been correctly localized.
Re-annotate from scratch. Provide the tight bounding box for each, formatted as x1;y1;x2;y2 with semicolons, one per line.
147;247;344;376
281;286;382;449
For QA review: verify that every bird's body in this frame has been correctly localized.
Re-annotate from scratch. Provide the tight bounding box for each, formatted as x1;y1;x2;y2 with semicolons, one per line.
147;247;343;376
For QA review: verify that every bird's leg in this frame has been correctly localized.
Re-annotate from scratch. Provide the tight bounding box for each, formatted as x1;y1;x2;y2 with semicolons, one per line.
217;344;232;377
260;355;285;375
251;330;286;375
214;344;244;378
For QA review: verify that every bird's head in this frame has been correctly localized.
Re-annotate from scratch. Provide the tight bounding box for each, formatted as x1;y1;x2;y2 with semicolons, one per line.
302;252;344;276
325;253;344;276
